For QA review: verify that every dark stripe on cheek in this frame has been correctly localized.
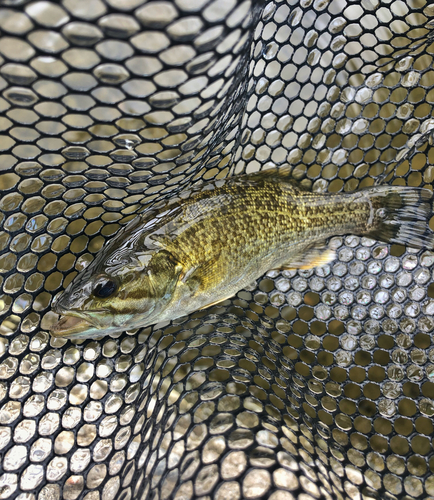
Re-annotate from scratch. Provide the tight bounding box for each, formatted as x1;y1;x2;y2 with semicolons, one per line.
110;296;142;315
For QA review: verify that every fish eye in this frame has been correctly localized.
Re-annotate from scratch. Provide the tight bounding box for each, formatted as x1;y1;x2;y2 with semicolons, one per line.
94;280;117;298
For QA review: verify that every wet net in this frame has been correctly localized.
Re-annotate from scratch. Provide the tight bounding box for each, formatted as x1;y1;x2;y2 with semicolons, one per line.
0;0;434;499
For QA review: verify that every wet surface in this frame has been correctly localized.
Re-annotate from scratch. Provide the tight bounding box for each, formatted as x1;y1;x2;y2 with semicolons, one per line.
1;0;434;499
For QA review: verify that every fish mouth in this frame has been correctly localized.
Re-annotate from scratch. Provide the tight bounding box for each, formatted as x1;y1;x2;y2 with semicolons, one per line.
50;311;124;340
50;315;98;338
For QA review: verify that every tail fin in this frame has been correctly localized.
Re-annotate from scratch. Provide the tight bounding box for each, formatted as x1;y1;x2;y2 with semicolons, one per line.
365;186;433;250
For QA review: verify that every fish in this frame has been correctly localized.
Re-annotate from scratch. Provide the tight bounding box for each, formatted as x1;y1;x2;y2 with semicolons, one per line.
50;167;434;340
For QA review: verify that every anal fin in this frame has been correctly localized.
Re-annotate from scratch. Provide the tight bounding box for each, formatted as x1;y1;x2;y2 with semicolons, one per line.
200;294;235;310
278;244;336;271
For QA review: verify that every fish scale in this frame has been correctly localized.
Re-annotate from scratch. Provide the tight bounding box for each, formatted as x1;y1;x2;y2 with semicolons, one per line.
166;180;364;293
50;168;433;340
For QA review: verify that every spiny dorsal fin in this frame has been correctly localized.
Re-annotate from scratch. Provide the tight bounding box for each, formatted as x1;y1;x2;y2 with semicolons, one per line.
229;164;308;191
246;164;293;180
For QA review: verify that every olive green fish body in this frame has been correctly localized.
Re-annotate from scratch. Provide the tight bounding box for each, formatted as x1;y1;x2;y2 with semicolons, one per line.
161;180;367;309
51;169;433;339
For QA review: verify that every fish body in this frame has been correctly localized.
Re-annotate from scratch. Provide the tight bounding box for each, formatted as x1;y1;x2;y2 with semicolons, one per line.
51;169;433;339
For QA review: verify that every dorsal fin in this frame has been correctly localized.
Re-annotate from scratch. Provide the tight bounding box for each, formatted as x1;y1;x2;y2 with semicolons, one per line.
229;164;308;191
248;164;293;180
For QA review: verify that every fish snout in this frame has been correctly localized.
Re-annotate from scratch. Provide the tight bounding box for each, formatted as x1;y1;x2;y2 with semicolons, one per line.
52;292;74;315
52;279;94;313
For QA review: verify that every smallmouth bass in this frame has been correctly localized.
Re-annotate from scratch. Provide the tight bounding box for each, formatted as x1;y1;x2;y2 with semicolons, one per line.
51;168;433;339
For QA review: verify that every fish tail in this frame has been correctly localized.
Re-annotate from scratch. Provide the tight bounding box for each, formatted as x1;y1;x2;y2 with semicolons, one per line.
364;186;433;249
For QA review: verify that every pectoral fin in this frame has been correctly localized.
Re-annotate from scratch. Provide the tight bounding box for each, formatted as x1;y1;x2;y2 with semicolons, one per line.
180;266;201;294
180;246;222;295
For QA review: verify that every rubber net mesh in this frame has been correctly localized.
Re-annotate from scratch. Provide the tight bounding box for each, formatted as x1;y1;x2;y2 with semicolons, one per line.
0;1;434;499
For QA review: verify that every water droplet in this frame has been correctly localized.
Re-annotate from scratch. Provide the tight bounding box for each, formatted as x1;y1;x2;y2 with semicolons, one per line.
4;445;27;471
340;334;357;350
20;464;44;490
374;290;389;304
383;257;398;273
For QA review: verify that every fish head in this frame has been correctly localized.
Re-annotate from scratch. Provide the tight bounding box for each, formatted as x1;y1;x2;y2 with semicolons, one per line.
50;245;184;340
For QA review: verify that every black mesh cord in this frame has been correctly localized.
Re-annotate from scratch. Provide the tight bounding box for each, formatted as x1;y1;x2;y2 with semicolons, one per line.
0;1;434;500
